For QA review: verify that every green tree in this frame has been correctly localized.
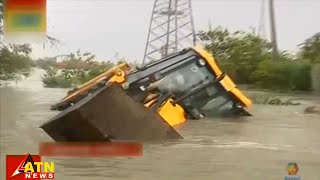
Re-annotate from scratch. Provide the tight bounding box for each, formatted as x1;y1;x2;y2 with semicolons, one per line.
199;27;272;83
0;44;34;82
299;32;320;63
41;50;115;88
199;27;312;91
0;2;34;84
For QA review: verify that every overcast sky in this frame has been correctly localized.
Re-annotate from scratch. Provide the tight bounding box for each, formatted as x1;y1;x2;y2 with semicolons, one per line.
30;0;320;62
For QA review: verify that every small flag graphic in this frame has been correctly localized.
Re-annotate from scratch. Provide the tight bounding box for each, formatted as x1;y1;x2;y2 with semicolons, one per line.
3;0;47;43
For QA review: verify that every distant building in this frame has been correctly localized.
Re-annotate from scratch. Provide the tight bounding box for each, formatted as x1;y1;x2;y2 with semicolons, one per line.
55;55;70;63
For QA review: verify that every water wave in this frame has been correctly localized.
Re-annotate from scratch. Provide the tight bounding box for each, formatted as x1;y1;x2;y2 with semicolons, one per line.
172;141;296;151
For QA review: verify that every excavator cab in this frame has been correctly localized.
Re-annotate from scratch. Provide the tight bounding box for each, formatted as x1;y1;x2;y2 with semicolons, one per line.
123;47;251;120
41;46;252;142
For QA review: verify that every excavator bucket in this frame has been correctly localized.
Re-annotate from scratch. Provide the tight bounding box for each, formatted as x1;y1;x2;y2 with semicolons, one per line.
40;84;182;142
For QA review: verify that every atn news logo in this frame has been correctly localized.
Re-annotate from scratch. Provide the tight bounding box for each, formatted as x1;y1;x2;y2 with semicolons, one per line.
6;154;54;180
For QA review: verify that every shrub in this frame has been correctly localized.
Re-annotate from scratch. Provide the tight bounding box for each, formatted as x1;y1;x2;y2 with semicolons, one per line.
42;68;72;88
250;59;311;91
41;50;118;88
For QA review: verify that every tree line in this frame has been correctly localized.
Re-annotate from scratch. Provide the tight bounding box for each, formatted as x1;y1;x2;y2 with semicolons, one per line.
1;27;319;90
199;27;320;91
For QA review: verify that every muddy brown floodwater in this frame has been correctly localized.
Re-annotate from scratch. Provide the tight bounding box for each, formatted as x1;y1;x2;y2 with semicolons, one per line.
1;69;320;180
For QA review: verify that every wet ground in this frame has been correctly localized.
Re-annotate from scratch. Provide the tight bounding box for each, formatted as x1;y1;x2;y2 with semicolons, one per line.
1;69;320;180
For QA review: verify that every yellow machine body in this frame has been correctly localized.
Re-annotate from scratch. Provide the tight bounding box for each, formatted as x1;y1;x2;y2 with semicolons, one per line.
44;46;252;142
192;46;252;108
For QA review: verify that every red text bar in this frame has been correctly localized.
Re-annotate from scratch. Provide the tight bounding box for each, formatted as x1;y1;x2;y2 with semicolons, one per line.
39;142;143;157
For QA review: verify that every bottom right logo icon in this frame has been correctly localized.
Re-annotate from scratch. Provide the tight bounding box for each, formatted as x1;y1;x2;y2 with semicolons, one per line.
284;162;300;180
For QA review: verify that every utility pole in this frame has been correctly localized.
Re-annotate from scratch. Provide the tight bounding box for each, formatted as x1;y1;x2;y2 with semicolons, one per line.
258;0;267;38
268;0;278;59
208;18;212;31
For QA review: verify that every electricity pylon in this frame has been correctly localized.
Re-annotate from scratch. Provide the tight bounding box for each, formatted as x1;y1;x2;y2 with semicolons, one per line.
142;0;197;64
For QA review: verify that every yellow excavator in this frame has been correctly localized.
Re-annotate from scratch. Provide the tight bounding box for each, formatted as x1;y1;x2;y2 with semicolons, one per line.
41;46;252;142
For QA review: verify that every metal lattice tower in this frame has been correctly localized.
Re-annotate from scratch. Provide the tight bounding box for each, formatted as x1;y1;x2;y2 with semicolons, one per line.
142;0;196;64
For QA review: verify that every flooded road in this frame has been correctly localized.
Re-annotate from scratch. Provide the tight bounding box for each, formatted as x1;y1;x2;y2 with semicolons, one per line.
1;69;320;180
